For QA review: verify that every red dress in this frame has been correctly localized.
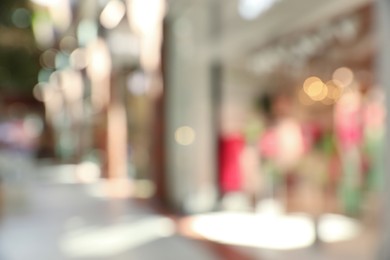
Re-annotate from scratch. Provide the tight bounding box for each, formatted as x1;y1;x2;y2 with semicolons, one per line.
218;134;244;193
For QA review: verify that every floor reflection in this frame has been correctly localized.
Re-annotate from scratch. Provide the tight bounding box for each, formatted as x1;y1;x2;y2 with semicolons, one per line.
60;216;175;258
190;211;362;250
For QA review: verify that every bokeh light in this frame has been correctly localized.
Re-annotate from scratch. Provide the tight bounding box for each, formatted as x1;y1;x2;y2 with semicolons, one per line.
55;52;70;70
303;76;321;93
127;71;149;96
60;36;78;53
12;8;31;29
100;0;126;29
321;80;343;105
40;49;57;69
60;69;84;102
77;19;98;47
86;39;112;81
33;83;45;102
305;80;323;97
303;77;328;101
70;48;88;70
175;126;196;146
48;0;72;33
38;69;53;83
32;11;55;49
332;67;354;87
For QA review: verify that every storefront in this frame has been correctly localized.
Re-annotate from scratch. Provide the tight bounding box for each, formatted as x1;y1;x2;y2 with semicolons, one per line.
218;4;382;218
164;0;382;252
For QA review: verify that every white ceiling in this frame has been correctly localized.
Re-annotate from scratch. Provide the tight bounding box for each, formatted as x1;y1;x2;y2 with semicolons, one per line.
216;0;373;63
168;0;372;63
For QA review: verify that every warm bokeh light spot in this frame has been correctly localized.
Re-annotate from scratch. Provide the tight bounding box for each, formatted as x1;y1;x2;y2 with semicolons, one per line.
333;67;354;87
303;76;321;93
305;80;323;97
305;81;327;101
175;126;196;146
321;80;342;105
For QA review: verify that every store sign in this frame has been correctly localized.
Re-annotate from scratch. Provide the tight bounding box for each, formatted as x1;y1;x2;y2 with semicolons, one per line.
248;14;361;75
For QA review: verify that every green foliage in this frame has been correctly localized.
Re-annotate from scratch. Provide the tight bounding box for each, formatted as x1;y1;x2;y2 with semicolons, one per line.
0;47;39;92
0;0;39;94
0;0;28;27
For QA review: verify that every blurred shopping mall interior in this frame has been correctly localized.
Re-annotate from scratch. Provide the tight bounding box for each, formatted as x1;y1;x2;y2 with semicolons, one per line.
0;0;389;259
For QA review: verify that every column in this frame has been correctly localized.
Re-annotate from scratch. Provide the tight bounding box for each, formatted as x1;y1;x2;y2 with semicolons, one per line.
376;0;390;258
164;3;219;213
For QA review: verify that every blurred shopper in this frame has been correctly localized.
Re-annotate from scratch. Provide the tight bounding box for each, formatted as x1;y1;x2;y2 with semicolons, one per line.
257;93;306;212
240;110;265;208
334;90;364;216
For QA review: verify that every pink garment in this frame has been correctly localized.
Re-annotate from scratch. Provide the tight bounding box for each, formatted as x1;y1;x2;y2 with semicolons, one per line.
335;109;363;150
259;129;278;159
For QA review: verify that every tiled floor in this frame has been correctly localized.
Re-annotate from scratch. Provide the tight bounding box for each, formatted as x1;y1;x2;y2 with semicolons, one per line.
0;152;380;260
1;183;224;260
0;153;223;260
